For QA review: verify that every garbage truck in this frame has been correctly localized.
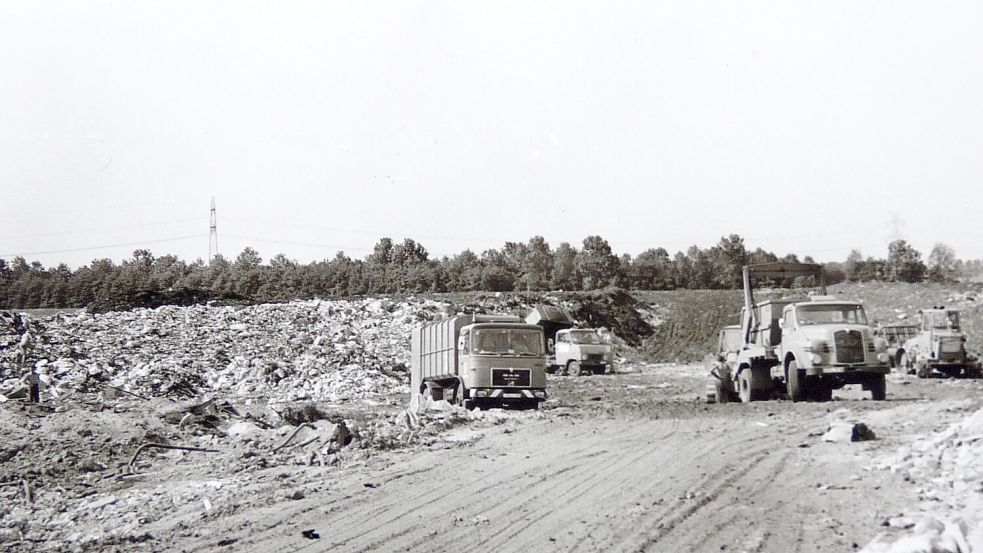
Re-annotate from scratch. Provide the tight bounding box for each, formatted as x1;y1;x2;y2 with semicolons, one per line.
410;314;548;409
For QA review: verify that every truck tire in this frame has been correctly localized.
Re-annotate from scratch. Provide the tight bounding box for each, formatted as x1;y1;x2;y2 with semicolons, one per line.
738;370;754;403
567;361;582;377
786;360;808;402
869;375;886;401
916;361;932;379
423;382;443;402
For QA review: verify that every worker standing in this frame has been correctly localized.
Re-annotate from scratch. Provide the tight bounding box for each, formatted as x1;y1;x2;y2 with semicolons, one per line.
23;368;40;403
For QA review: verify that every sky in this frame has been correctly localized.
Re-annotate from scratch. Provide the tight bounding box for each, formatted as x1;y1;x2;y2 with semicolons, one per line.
2;1;982;269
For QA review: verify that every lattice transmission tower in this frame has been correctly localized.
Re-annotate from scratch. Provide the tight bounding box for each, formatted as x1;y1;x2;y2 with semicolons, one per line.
208;197;219;262
886;212;905;244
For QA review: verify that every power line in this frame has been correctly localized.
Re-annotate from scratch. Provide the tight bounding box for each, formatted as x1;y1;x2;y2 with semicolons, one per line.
221;234;373;253
0;234;207;258
0;217;203;240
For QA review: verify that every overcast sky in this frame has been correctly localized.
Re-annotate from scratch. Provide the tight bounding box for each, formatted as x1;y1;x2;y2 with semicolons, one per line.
2;1;981;269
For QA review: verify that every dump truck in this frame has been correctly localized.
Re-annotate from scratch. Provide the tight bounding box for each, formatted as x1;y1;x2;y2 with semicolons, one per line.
897;307;981;378
525;305;614;375
727;262;891;403
703;325;741;403
410;314;548;409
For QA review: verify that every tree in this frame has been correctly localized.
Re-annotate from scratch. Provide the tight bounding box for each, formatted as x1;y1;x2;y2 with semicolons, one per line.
551;242;579;290
518;236;553;291
887;240;926;283
844;250;865;281
480;249;515;291
631;248;672;289
443;250;483;291
575;236;622;290
715;234;748;288
927;243;957;283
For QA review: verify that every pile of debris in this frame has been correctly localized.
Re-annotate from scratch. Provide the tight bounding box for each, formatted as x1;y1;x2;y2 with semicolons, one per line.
863;403;983;552
1;298;452;404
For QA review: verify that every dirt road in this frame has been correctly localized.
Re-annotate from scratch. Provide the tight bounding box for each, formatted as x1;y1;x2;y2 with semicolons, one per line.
121;365;981;553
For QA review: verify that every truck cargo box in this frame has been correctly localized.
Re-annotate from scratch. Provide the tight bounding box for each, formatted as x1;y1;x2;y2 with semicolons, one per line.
525;304;574;343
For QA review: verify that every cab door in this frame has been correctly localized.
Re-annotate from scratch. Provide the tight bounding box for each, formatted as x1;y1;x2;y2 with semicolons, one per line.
555;332;573;366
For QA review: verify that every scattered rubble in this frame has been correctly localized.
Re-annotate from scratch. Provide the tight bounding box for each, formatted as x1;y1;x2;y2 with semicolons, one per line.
823;421;877;443
863;404;983;552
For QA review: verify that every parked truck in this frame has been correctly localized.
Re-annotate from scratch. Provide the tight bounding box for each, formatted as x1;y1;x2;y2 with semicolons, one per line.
897;307;981;378
524;305;614;376
410;314;548;410
726;262;891;403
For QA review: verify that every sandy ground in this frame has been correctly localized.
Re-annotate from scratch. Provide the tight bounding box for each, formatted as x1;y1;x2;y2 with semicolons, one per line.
3;363;982;553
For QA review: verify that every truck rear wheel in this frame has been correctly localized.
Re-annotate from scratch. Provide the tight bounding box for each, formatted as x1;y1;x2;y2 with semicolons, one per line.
786;360;808;402
869;375;886;401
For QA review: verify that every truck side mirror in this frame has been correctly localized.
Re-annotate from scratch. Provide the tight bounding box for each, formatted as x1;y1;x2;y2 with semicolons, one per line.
777;319;784;329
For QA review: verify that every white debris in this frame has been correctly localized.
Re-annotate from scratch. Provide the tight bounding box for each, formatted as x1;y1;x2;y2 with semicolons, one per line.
865;406;983;552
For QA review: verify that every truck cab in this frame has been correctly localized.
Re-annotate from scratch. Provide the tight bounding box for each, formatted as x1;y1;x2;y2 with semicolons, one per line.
552;328;614;376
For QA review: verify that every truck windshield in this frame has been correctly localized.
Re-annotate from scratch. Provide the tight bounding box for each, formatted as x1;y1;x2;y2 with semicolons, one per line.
568;330;602;344
796;304;868;326
473;328;544;356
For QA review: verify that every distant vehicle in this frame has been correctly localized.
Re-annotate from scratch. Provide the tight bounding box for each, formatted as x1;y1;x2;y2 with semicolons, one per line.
551;328;614;375
703;325;741;403
525;305;615;376
410;314;548;410
717;262;891;403
873;322;919;369
897;308;981;378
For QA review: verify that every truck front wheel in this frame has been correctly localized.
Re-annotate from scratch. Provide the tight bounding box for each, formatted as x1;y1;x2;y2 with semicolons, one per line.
738;370;754;403
567;361;582;377
786;360;808;402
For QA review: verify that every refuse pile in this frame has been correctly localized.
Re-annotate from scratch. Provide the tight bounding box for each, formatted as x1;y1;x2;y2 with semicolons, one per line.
862;404;983;552
0;298;452;404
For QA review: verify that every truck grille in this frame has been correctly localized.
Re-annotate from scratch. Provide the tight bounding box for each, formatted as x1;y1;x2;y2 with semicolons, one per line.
834;330;865;363
491;368;531;387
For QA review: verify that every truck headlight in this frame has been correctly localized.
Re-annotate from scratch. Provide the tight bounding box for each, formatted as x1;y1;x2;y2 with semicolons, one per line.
810;353;823;364
877;353;889;363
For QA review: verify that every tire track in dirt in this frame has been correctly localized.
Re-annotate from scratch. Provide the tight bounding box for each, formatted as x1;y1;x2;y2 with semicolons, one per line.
357;418;683;553
469;419;685;553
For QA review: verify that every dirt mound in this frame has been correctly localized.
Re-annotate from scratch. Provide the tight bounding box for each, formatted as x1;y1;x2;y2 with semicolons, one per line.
634;290;744;362
567;288;653;347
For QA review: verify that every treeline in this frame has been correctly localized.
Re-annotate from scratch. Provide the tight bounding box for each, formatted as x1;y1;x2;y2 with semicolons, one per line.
0;234;979;309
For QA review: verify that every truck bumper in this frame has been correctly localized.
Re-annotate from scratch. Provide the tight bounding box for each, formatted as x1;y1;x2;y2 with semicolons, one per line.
470;388;547;401
806;365;889;378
